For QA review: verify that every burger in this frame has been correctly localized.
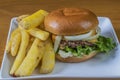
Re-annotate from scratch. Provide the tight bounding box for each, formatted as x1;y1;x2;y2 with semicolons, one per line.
44;8;116;63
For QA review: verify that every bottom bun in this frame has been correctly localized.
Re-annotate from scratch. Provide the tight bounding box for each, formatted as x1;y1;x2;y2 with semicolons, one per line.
56;51;98;63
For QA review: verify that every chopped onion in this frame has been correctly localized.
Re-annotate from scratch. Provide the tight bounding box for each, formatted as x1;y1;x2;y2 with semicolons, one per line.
64;30;94;41
54;36;62;53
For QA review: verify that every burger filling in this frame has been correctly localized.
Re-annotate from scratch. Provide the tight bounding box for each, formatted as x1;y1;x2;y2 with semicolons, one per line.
54;27;116;58
59;40;96;58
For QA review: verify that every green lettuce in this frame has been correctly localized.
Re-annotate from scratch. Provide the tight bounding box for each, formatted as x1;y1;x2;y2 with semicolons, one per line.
63;36;116;57
95;36;116;53
64;45;95;57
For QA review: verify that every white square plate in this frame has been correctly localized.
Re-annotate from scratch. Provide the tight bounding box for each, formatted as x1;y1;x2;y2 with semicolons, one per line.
1;17;120;79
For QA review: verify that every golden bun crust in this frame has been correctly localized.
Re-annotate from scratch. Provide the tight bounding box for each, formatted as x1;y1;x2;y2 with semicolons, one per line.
56;51;97;63
45;8;98;36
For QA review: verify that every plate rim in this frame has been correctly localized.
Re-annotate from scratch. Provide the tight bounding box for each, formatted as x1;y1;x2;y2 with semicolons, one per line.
1;17;120;79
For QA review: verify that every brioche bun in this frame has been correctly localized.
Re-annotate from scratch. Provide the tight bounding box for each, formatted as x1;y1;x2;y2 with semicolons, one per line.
44;8;98;36
44;8;99;63
56;51;97;63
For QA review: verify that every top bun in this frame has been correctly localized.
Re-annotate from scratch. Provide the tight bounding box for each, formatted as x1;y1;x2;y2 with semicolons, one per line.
44;8;98;36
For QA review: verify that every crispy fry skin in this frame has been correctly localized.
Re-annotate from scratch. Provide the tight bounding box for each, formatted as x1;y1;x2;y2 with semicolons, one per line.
11;32;21;56
40;38;55;73
6;28;20;53
39;10;49;16
28;28;49;41
15;38;45;76
19;10;48;30
17;15;29;22
26;36;35;53
5;41;11;53
11;28;20;40
10;30;29;75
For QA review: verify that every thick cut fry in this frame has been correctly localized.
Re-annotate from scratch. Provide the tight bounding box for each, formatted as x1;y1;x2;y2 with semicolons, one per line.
11;28;20;40
26;37;35;53
5;41;11;53
39;10;48;16
28;28;49;41
40;38;55;73
11;32;21;56
17;15;29;22
10;30;29;75
15;38;45;76
6;28;20;53
19;10;48;30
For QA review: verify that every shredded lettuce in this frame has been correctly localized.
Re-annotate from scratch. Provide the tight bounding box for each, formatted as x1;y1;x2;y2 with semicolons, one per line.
62;36;116;57
95;36;116;53
64;46;95;56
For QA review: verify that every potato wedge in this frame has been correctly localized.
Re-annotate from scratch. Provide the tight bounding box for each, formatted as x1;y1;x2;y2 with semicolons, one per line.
15;38;45;76
17;15;29;22
10;30;29;75
11;32;21;56
28;28;49;41
39;9;48;16
11;28;20;39
5;40;11;53
26;36;35;53
19;10;48;30
40;38;55;73
6;28;20;53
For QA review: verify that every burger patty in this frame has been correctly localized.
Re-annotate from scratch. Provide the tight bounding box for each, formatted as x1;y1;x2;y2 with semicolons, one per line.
60;40;95;49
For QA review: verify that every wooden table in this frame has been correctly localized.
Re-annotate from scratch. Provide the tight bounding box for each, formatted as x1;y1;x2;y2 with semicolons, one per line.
0;0;120;80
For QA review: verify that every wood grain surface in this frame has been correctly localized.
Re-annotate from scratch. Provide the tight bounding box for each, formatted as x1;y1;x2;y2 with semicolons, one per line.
0;0;120;79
